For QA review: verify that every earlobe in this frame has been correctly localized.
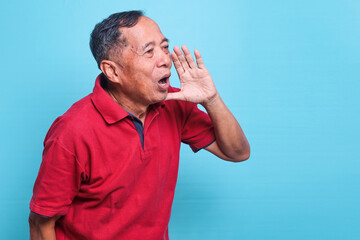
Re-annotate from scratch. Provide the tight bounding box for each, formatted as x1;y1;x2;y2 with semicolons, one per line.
100;60;120;84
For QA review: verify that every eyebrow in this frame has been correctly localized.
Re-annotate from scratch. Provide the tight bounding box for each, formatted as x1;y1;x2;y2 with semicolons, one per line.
142;38;169;51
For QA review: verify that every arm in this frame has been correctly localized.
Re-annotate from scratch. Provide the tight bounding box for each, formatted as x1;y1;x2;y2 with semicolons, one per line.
166;46;250;162
203;94;250;162
29;212;61;240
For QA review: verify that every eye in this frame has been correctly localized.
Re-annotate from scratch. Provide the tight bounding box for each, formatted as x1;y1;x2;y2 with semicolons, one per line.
162;45;170;53
145;49;154;54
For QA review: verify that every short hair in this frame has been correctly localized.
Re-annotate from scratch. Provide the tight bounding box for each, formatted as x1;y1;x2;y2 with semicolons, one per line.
90;10;144;69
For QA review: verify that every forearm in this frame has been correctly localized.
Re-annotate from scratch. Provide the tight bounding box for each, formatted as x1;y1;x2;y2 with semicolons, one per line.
167;45;250;161
203;93;250;161
29;213;59;240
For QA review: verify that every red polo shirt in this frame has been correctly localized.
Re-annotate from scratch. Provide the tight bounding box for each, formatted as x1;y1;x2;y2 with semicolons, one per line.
30;74;215;240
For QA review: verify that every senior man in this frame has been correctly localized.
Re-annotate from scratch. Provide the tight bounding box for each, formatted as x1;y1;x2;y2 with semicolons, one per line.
29;10;250;240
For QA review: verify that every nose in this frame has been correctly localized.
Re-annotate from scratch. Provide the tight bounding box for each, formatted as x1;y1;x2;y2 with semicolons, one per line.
156;48;171;68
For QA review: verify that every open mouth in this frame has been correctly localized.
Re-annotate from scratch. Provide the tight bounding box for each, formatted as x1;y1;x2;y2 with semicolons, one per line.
158;77;168;86
157;73;171;90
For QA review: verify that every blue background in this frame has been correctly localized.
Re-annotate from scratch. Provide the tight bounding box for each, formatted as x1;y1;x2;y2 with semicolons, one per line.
1;0;359;239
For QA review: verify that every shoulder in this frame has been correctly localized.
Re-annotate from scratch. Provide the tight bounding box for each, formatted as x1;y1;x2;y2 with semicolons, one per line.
168;86;181;93
44;94;98;149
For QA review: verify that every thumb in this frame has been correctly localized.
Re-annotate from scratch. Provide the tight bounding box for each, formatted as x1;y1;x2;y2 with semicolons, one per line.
165;91;185;101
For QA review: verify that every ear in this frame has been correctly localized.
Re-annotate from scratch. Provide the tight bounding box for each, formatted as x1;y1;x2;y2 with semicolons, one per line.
100;60;121;84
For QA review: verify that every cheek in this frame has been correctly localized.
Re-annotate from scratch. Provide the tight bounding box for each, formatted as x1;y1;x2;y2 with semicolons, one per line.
169;56;173;68
132;61;155;78
130;74;154;94
123;59;157;89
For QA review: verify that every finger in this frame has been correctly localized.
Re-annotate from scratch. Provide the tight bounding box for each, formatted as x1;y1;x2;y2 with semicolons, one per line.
171;52;184;76
181;45;197;69
194;49;205;69
173;46;190;71
165;91;185;101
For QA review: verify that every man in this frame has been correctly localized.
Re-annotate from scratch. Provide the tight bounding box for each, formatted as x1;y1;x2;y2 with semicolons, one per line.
29;10;250;240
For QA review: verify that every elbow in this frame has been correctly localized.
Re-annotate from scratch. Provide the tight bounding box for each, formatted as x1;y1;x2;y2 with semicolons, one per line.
228;145;250;163
240;149;251;162
231;152;250;162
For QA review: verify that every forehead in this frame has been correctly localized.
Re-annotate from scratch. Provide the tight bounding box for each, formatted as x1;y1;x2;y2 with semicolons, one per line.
121;16;165;48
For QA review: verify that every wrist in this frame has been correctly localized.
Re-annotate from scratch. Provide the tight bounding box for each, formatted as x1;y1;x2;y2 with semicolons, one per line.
202;92;221;110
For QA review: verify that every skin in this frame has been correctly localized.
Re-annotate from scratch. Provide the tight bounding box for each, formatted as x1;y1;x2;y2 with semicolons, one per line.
29;213;60;240
168;45;250;161
100;16;172;122
29;16;250;239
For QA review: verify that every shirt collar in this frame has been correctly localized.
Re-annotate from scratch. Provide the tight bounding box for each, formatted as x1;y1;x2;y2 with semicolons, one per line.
90;73;165;125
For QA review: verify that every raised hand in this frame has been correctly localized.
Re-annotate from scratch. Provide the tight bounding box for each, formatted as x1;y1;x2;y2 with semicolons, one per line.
166;46;250;162
165;46;219;106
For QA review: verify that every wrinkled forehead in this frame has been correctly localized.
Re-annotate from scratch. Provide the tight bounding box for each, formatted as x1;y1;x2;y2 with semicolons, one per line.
121;16;165;49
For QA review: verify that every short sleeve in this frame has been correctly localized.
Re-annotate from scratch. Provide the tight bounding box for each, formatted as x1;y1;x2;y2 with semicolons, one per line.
181;103;216;152
30;140;84;217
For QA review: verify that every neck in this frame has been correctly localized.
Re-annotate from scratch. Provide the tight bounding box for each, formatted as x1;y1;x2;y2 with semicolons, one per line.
105;85;148;123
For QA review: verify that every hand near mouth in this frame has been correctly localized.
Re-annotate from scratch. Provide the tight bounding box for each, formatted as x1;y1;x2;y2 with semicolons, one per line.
165;45;219;107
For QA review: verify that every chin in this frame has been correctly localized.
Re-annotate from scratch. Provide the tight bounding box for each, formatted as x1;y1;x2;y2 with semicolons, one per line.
152;92;168;104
